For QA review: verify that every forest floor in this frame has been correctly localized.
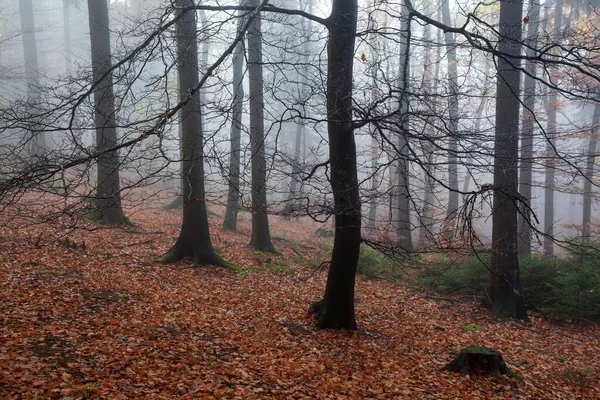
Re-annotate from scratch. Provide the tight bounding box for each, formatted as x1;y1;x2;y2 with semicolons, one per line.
1;199;599;399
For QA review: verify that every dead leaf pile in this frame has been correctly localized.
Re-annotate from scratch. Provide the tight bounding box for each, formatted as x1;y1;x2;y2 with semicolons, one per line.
0;202;598;399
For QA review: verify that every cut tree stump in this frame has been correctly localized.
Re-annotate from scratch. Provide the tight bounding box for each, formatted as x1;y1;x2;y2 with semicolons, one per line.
443;345;509;376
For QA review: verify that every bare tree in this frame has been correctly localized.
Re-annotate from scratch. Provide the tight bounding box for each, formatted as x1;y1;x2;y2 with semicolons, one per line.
247;0;274;252
161;0;223;265
489;0;528;320
518;0;540;257
222;6;245;231
88;0;128;224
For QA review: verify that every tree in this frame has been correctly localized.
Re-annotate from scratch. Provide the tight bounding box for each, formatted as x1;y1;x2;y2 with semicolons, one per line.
441;0;460;239
393;0;413;252
543;0;563;257
489;0;528;320
222;6;245;231
316;0;360;330
582;104;600;243
517;0;540;257
247;0;275;252
88;0;128;224
161;0;222;266
19;0;45;155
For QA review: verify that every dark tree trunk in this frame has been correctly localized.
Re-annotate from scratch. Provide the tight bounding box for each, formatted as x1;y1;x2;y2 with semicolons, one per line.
88;0;127;225
582;104;600;243
316;0;360;330
394;0;413;252
247;0;274;252
489;0;528;321
441;0;459;239
518;0;540;257
222;7;245;231
161;0;222;266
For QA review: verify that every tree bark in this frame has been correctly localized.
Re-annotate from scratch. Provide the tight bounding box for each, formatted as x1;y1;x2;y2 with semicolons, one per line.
419;4;441;247
88;0;128;224
222;7;245;231
247;0;274;252
543;0;562;257
394;0;413;252
489;0;528;321
582;104;600;243
517;0;540;257
161;0;222;266
317;0;360;330
441;0;460;239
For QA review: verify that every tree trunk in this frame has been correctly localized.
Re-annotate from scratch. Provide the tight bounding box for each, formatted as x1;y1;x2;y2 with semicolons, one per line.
543;0;563;257
489;0;528;321
582;104;600;243
19;0;45;155
286;0;312;219
394;0;413;252
419;5;441;247
247;0;274;252
441;0;459;239
518;0;540;257
222;7;245;231
317;0;360;330
87;0;128;225
161;0;222;266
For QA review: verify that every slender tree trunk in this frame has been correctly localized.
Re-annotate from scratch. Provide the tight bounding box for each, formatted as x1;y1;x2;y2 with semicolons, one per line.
19;0;45;155
223;8;245;230
317;0;360;330
419;5;441;247
286;0;312;219
394;0;413;251
489;0;528;321
88;0;127;224
441;0;459;239
161;0;222;266
366;12;380;230
518;0;540;257
247;0;274;252
543;0;562;257
582;104;600;243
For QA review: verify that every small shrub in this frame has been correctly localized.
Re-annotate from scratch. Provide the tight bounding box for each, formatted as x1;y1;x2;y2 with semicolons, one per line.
419;251;600;321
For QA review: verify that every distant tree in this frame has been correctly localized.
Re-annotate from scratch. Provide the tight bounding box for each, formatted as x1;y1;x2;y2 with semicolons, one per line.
582;104;600;243
489;0;528;320
247;0;274;252
87;0;128;224
518;0;540;257
543;0;563;257
222;6;245;231
440;0;459;239
161;0;222;265
19;0;44;155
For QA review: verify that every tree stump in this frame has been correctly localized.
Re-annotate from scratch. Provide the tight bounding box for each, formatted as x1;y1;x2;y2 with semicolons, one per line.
443;345;509;376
